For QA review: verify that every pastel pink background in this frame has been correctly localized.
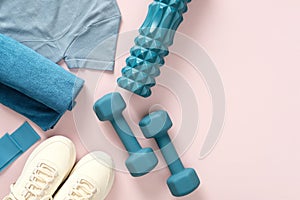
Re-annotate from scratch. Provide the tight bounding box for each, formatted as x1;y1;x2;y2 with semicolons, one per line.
1;0;300;199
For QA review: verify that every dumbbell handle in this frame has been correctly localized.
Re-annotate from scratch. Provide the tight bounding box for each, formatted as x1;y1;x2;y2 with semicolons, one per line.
155;133;185;174
110;113;142;153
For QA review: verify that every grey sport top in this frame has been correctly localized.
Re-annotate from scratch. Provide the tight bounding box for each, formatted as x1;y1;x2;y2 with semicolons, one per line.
0;0;121;70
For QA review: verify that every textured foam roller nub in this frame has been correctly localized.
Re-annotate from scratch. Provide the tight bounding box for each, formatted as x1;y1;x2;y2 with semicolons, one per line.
117;0;191;97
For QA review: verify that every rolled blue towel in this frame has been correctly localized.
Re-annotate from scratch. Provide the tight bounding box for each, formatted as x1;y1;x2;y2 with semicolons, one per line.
0;34;84;131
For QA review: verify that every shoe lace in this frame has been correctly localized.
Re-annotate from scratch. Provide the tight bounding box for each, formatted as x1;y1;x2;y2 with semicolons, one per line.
66;178;97;200
7;162;57;200
4;192;52;200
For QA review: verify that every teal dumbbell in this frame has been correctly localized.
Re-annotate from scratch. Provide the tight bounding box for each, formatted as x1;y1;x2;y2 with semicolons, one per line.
139;110;200;197
93;92;158;177
117;0;191;97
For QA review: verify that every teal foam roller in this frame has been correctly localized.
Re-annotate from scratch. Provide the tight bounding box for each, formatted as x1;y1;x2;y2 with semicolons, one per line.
117;0;191;97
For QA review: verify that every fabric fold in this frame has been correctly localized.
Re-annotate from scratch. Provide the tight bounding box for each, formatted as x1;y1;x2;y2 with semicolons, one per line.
0;34;84;130
0;0;121;70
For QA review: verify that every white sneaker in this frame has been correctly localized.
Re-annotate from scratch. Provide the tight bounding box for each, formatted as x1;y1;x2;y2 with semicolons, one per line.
53;151;115;200
3;136;76;200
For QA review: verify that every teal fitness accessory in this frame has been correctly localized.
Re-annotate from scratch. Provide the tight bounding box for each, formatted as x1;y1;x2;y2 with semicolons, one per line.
93;92;158;177
0;34;84;131
0;122;40;172
117;0;191;97
139;110;200;197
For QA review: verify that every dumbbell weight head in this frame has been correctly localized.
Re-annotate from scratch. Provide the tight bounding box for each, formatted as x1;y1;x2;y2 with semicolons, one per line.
139;110;173;139
93;92;126;121
126;147;158;177
167;168;200;197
